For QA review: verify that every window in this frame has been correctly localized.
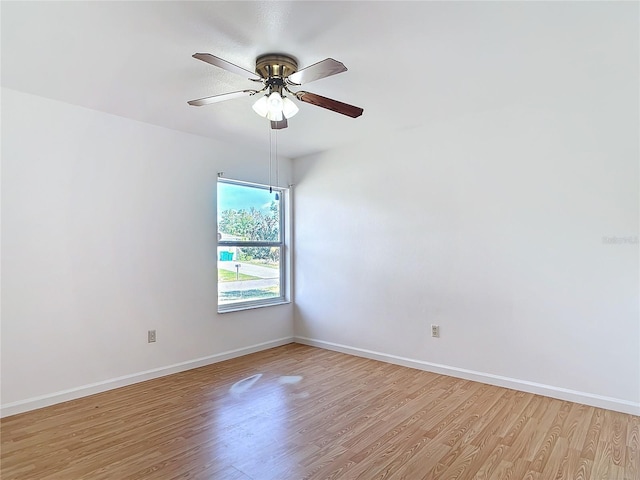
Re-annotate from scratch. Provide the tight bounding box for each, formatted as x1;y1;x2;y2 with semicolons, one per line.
217;179;287;311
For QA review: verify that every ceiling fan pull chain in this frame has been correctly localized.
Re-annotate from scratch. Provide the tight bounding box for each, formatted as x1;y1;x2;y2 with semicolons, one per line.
275;129;280;200
269;124;273;194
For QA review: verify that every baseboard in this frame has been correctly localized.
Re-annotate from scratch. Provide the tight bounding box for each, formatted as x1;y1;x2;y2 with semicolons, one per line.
5;336;637;417
1;337;294;418
294;336;640;416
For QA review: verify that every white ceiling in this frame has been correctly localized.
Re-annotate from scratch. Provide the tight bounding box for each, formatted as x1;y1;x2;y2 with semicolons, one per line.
1;1;626;158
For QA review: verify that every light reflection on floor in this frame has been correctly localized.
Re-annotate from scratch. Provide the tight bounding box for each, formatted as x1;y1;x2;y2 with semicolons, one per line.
229;373;263;396
211;373;308;478
277;375;302;385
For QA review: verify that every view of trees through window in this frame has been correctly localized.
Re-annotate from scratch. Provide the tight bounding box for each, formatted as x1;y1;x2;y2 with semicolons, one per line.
217;181;283;308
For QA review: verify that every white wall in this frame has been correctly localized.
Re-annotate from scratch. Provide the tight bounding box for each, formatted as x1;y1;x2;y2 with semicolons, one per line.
1;88;293;415
293;7;639;414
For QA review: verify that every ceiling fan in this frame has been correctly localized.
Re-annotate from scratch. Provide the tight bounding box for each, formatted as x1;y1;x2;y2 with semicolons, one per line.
187;53;364;129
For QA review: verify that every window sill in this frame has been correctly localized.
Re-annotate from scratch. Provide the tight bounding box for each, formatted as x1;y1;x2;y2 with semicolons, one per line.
217;298;291;314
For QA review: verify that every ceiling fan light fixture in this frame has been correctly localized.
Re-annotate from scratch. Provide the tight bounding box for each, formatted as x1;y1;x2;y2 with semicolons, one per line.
282;96;299;119
254;91;289;121
252;95;269;117
266;109;284;122
267;91;284;117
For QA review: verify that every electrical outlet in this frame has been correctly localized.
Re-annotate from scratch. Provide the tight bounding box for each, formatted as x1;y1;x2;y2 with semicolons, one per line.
431;325;440;338
148;330;157;343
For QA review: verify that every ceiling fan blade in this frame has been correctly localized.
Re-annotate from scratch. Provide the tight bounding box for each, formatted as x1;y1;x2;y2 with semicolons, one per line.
287;58;347;85
192;53;261;81
270;118;288;130
187;90;256;106
296;92;364;118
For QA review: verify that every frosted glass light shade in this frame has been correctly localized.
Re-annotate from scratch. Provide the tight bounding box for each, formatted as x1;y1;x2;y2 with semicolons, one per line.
267;92;284;117
282;97;299;118
253;92;297;121
252;95;269;117
266;109;283;121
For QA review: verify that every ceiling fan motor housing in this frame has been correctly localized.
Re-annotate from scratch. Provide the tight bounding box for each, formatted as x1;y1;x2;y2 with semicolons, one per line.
255;54;298;80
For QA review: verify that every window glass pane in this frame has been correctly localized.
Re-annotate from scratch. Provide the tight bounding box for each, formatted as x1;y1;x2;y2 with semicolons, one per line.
217;182;280;242
217;247;281;305
217;180;284;310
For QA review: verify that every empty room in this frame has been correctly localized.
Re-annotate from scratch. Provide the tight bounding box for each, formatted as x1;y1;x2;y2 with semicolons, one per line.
1;1;638;479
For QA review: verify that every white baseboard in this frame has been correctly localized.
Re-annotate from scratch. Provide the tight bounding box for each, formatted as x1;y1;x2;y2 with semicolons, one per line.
1;337;294;418
294;336;640;416
5;336;637;417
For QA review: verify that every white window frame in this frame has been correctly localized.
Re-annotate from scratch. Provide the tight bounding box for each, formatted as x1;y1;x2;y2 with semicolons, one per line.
217;178;289;313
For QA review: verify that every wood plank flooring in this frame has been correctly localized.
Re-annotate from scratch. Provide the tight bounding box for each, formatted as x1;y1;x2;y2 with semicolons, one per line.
1;344;638;479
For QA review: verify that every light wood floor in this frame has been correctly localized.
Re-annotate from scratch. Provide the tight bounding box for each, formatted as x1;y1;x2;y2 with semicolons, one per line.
1;344;638;479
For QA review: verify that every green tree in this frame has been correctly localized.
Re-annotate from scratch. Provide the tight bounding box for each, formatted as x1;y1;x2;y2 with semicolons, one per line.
219;202;279;261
